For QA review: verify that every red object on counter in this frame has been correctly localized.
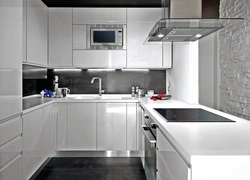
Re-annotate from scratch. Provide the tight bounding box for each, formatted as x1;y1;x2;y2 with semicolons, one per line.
157;94;166;98
150;94;166;101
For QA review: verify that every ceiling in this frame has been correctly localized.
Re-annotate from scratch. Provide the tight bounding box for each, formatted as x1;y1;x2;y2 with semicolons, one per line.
41;0;219;18
41;0;165;7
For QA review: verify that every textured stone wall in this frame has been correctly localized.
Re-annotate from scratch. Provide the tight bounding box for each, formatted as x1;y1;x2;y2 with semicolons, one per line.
220;0;250;120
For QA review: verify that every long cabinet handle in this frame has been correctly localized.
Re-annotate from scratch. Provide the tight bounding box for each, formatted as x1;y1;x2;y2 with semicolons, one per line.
141;125;156;148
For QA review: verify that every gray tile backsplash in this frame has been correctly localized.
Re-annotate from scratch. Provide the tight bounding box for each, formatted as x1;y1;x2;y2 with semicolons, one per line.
47;69;166;94
23;69;166;96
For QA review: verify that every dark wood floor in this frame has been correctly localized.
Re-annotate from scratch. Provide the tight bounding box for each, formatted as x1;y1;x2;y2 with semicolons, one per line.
34;157;147;180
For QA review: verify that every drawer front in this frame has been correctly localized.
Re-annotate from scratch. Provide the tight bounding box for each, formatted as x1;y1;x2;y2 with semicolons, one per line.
0;154;22;180
0;117;22;146
157;129;191;180
0;136;22;168
157;154;173;180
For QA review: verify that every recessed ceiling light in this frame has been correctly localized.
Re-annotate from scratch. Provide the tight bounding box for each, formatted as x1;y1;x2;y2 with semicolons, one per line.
195;34;202;38
157;34;164;38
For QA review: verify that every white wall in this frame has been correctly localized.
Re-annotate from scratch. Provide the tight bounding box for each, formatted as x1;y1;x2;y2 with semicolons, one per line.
168;42;199;104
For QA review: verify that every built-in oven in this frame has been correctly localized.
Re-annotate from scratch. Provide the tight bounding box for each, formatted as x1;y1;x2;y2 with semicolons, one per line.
87;24;126;50
142;113;157;180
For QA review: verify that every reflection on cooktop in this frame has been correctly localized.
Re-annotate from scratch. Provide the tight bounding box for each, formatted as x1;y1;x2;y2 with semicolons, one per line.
154;108;235;122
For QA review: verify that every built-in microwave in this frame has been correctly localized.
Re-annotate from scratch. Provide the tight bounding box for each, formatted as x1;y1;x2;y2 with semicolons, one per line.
86;24;126;50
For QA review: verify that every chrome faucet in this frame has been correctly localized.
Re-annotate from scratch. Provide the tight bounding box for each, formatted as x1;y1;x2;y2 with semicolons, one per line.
91;77;105;96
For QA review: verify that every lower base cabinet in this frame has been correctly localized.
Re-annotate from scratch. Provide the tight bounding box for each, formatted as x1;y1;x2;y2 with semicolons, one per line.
23;108;44;180
23;104;55;180
97;103;127;150
0;155;22;180
157;129;191;180
67;103;97;150
56;102;138;151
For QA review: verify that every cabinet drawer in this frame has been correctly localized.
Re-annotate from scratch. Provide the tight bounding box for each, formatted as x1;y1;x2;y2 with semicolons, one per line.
0;154;22;180
0;136;22;168
157;154;173;180
157;130;191;180
0;117;22;146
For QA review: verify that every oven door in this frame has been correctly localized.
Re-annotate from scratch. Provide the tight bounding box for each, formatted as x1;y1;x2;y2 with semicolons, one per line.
142;125;156;180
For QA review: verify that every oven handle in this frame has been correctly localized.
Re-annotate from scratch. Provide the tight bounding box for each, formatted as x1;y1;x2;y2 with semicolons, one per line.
141;125;156;148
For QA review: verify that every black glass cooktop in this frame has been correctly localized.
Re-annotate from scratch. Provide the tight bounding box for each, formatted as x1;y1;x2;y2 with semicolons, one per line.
154;108;235;122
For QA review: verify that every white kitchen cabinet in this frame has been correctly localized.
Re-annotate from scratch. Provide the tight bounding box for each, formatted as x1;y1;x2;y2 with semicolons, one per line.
0;136;22;169
0;117;22;146
127;103;137;150
0;154;22;180
127;8;161;23
0;116;22;172
163;42;172;68
73;50;126;68
0;0;22;121
73;8;126;24
127;23;163;68
157;129;191;180
23;108;45;180
73;25;87;49
137;104;145;167
67;103;97;150
97;103;126;150
56;103;68;150
43;104;55;158
49;8;73;67
27;0;48;66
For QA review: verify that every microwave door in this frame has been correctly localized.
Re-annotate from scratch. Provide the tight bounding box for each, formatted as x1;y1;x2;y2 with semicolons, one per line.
91;29;117;46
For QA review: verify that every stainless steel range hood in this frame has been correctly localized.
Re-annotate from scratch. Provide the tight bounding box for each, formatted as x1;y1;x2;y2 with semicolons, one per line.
145;0;243;42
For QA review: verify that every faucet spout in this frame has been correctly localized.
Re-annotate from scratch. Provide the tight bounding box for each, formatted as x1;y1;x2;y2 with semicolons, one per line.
91;77;105;96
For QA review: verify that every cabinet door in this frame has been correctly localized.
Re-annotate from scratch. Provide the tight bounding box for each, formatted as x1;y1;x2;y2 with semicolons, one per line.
23;108;44;180
127;103;137;150
97;103;126;150
27;0;48;66
127;8;161;23
49;8;73;67
73;50;126;68
56;103;67;150
127;23;163;68
73;25;87;49
67;103;97;150
137;104;145;167
157;129;191;180
0;155;22;180
43;104;55;158
0;0;22;121
73;8;126;24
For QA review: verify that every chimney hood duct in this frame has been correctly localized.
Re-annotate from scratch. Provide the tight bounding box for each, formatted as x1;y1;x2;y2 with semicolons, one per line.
145;0;243;42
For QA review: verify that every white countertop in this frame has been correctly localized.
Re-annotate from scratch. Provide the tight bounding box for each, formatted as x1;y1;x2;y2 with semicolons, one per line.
139;98;250;164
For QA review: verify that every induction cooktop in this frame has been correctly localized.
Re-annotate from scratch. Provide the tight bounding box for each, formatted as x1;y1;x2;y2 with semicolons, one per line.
154;108;235;122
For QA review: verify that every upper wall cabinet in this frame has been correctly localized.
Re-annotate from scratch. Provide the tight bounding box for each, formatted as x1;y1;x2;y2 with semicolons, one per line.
73;8;126;24
73;50;126;68
127;8;172;69
127;8;161;23
73;25;87;50
49;8;73;67
26;0;48;66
